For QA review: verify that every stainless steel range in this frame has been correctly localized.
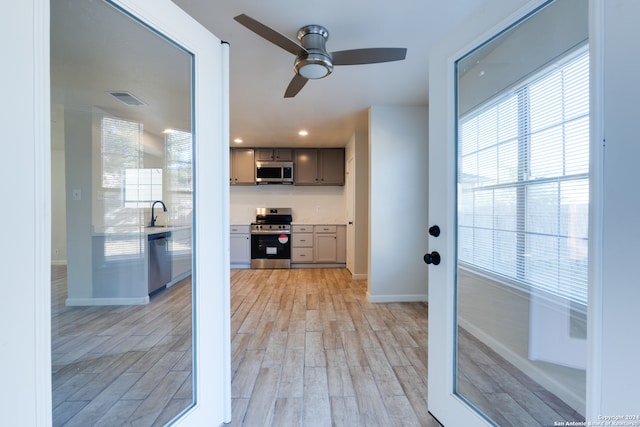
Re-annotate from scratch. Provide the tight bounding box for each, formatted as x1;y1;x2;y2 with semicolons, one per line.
250;208;292;269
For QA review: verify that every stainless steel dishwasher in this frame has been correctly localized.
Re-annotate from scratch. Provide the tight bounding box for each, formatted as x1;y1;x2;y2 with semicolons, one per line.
148;231;172;294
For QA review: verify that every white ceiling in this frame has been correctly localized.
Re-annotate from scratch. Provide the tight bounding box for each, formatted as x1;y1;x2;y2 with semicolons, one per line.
52;0;493;148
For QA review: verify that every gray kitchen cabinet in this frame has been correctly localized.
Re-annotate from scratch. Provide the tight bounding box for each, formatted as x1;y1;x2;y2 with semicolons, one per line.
336;225;346;263
230;225;251;266
230;148;255;185
255;148;293;161
293;149;319;185
315;226;338;263
294;148;345;186
291;225;314;263
319;149;345;185
291;224;346;265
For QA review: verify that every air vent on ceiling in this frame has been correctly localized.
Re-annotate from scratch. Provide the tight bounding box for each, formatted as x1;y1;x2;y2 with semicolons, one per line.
107;91;146;106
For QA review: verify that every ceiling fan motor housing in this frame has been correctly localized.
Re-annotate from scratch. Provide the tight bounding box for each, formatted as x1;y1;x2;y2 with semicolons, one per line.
294;25;333;79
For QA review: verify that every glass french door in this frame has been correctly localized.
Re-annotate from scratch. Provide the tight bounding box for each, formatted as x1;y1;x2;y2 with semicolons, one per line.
48;0;230;425
428;1;589;425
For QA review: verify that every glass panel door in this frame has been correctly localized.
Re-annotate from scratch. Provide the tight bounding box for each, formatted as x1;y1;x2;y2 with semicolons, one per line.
454;1;589;425
51;0;194;424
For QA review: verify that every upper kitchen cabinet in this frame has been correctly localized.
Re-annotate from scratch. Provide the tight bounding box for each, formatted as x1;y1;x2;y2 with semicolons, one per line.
294;148;345;186
255;148;293;162
230;148;255;185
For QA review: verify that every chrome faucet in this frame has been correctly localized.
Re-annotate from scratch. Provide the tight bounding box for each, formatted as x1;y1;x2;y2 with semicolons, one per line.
149;200;167;227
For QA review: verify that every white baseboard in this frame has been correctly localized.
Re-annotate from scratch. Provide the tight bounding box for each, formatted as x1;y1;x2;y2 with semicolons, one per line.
51;260;67;266
368;292;428;303
65;296;150;306
230;264;251;269
166;272;192;287
291;263;346;269
351;273;367;280
458;318;585;414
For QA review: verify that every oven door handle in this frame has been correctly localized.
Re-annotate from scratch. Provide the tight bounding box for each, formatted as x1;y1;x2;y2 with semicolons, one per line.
250;230;291;235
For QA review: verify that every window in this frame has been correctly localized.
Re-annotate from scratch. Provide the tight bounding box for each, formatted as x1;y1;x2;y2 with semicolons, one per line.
165;129;192;225
458;48;589;304
124;168;163;208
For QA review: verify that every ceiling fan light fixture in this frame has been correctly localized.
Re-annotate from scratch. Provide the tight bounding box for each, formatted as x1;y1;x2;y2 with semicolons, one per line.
294;53;333;79
234;15;407;98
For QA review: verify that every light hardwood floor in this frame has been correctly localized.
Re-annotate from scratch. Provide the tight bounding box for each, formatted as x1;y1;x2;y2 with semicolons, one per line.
52;266;579;426
51;266;193;426
229;268;440;427
457;328;585;427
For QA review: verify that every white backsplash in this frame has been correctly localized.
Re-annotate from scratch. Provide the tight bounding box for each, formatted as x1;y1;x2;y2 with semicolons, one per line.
230;185;346;224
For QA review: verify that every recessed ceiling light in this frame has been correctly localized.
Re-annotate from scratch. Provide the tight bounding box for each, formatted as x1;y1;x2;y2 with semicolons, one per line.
298;130;308;136
233;138;243;143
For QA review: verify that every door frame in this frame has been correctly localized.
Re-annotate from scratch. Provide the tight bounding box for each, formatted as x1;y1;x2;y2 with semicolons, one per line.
4;0;231;424
426;0;603;424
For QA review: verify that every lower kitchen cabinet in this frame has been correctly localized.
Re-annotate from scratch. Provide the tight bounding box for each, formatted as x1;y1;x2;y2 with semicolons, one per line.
292;226;314;263
292;224;346;266
315;225;337;263
230;225;251;267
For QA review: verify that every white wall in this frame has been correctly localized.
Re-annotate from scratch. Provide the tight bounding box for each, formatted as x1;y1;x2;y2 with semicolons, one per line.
458;0;588;115
345;130;370;279
458;270;586;413
230;185;346;224
51;148;67;265
368;105;429;302
64;108;94;300
354;130;370;278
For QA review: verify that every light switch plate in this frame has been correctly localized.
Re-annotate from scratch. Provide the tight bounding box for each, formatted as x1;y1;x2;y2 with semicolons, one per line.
72;189;81;201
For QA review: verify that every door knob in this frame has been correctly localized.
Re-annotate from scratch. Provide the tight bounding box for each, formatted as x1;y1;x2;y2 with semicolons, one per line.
423;251;441;265
428;225;440;237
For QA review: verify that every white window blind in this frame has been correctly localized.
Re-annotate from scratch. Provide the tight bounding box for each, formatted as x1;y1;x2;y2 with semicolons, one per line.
458;48;589;304
165;130;193;225
100;116;145;259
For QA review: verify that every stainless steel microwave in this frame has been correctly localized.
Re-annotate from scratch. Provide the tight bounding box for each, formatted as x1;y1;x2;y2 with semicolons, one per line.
255;161;294;184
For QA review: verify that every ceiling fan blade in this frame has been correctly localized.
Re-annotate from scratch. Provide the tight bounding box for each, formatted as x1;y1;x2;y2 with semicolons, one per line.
331;47;407;65
234;14;306;56
284;74;308;98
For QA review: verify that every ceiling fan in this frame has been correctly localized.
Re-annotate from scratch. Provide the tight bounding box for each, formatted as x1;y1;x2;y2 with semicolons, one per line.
234;14;407;98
